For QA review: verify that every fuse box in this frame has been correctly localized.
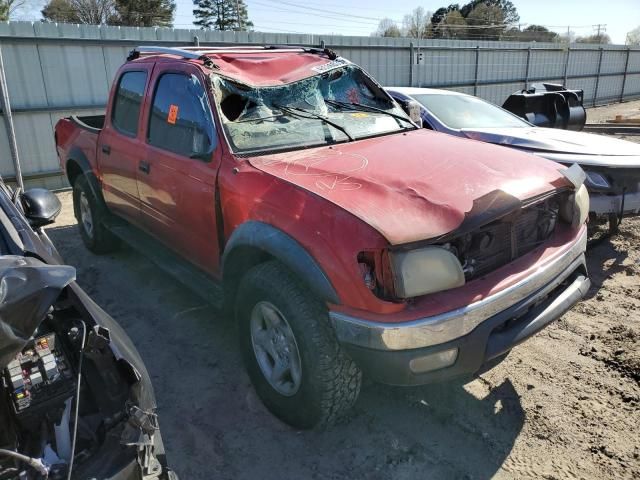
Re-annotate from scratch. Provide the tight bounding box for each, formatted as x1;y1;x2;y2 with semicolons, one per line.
2;333;75;426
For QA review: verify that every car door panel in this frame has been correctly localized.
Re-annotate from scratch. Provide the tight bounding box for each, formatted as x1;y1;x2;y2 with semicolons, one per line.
99;66;152;224
137;64;221;274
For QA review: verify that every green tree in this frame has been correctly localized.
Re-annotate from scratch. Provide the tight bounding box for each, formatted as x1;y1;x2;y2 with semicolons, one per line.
0;2;7;20
431;3;460;37
41;0;81;22
519;25;559;42
116;0;175;27
374;18;401;37
436;10;467;39
460;0;519;25
465;3;505;40
193;0;253;31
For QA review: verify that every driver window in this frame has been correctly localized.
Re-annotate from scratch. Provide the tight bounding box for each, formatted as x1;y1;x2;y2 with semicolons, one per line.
148;73;217;158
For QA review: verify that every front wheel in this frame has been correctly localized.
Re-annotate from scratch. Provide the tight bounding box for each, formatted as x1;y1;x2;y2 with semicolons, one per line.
237;261;362;429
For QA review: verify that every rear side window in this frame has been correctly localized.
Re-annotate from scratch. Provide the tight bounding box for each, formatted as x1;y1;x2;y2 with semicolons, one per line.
111;71;147;136
148;73;216;158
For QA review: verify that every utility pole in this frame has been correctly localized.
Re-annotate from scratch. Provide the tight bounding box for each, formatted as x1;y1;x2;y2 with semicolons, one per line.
593;23;607;43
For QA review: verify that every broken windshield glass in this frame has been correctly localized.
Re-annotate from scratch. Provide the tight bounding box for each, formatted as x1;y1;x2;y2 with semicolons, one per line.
213;65;414;155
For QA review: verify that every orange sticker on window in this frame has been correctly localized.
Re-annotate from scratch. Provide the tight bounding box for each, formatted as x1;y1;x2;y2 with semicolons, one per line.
167;104;179;124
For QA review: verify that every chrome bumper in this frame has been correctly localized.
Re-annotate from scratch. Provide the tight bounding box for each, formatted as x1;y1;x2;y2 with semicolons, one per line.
330;228;588;351
590;191;640;216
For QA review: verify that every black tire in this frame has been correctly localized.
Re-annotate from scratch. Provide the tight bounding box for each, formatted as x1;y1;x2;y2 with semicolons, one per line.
237;260;362;429
72;175;118;254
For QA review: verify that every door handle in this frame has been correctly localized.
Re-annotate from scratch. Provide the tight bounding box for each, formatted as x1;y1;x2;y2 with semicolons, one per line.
101;144;111;155
139;160;151;174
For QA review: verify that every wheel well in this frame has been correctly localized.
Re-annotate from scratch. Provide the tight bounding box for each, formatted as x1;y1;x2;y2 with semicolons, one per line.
66;159;83;187
222;246;274;311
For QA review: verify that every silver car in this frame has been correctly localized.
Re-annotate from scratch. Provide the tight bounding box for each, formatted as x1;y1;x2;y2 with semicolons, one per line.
387;87;640;232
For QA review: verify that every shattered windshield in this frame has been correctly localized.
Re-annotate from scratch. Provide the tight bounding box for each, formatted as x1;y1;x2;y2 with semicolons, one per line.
213;65;414;154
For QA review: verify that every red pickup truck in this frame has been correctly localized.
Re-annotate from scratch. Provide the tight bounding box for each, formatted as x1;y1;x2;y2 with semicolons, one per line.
55;45;590;429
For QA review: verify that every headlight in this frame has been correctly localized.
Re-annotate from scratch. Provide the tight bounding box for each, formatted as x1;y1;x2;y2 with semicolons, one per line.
389;246;465;298
585;171;610;190
559;184;590;228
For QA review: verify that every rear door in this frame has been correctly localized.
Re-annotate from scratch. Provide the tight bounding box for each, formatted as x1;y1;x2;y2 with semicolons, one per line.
98;65;152;224
136;63;222;274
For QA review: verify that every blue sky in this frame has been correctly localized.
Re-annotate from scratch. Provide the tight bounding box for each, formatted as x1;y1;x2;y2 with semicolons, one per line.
169;0;639;44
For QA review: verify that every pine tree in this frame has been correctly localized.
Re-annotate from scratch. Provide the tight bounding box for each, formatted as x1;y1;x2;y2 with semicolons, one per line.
116;0;175;27
193;0;252;31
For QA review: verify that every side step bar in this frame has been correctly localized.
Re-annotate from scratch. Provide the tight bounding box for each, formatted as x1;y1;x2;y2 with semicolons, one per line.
106;221;223;309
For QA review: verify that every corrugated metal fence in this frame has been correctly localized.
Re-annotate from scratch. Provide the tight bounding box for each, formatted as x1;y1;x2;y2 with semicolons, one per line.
1;22;639;189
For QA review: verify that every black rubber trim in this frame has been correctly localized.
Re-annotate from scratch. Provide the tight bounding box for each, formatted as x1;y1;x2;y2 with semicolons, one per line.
222;221;340;305
66;147;106;210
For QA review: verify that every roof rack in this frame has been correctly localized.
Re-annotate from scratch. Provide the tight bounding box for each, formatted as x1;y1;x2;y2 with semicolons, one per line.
127;46;217;66
126;44;337;68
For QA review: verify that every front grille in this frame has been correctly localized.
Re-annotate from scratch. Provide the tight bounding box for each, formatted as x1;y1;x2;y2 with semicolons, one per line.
449;195;560;281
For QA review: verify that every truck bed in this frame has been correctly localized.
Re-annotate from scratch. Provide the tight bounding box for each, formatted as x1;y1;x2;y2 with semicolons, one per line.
55;115;104;178
71;114;105;132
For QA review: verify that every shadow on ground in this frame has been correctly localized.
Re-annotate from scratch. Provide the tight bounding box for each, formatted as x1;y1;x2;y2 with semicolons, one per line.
47;223;524;480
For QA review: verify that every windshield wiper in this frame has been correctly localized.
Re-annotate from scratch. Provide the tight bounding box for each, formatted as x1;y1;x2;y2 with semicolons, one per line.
273;104;355;141
325;99;415;128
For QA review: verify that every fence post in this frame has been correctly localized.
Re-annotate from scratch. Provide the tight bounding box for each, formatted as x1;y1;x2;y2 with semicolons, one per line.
620;47;631;103
473;45;480;96
0;46;24;190
563;46;571;86
593;46;604;107
524;46;532;89
417;43;422;88
193;35;200;46
409;42;414;87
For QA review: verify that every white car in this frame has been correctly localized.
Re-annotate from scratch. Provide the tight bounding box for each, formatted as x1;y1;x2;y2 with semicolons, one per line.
387;87;640;231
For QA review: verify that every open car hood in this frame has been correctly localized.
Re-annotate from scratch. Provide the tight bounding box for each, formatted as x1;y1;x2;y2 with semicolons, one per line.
461;126;640;160
248;129;570;245
0;256;75;369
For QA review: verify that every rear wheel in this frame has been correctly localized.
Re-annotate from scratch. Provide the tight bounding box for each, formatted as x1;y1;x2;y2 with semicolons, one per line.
237;261;362;429
72;175;118;253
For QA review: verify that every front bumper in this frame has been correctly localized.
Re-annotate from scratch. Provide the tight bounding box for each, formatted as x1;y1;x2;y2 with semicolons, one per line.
330;230;589;385
590;191;640;216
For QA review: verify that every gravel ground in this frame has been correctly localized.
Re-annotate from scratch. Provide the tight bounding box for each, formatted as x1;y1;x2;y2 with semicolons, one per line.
45;118;640;479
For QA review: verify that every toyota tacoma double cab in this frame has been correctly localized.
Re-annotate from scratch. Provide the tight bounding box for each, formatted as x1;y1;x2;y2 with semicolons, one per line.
55;45;590;429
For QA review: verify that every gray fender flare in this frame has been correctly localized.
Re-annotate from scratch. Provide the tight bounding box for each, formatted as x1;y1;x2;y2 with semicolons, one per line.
66;147;107;211
222;221;340;305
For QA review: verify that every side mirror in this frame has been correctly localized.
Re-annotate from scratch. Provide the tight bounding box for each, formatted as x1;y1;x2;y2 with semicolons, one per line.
21;188;62;228
406;100;424;128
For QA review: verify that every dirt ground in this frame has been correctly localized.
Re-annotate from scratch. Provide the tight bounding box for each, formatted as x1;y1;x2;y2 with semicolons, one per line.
45;111;639;480
587;99;640;124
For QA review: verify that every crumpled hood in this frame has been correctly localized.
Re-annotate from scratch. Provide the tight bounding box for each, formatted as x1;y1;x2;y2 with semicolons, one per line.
462;126;640;158
247;129;569;244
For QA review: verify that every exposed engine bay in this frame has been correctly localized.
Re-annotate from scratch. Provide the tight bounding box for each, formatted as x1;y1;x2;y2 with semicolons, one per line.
0;256;166;480
446;193;561;281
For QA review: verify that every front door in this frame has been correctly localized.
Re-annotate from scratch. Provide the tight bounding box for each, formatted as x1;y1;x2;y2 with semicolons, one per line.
136;65;222;274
